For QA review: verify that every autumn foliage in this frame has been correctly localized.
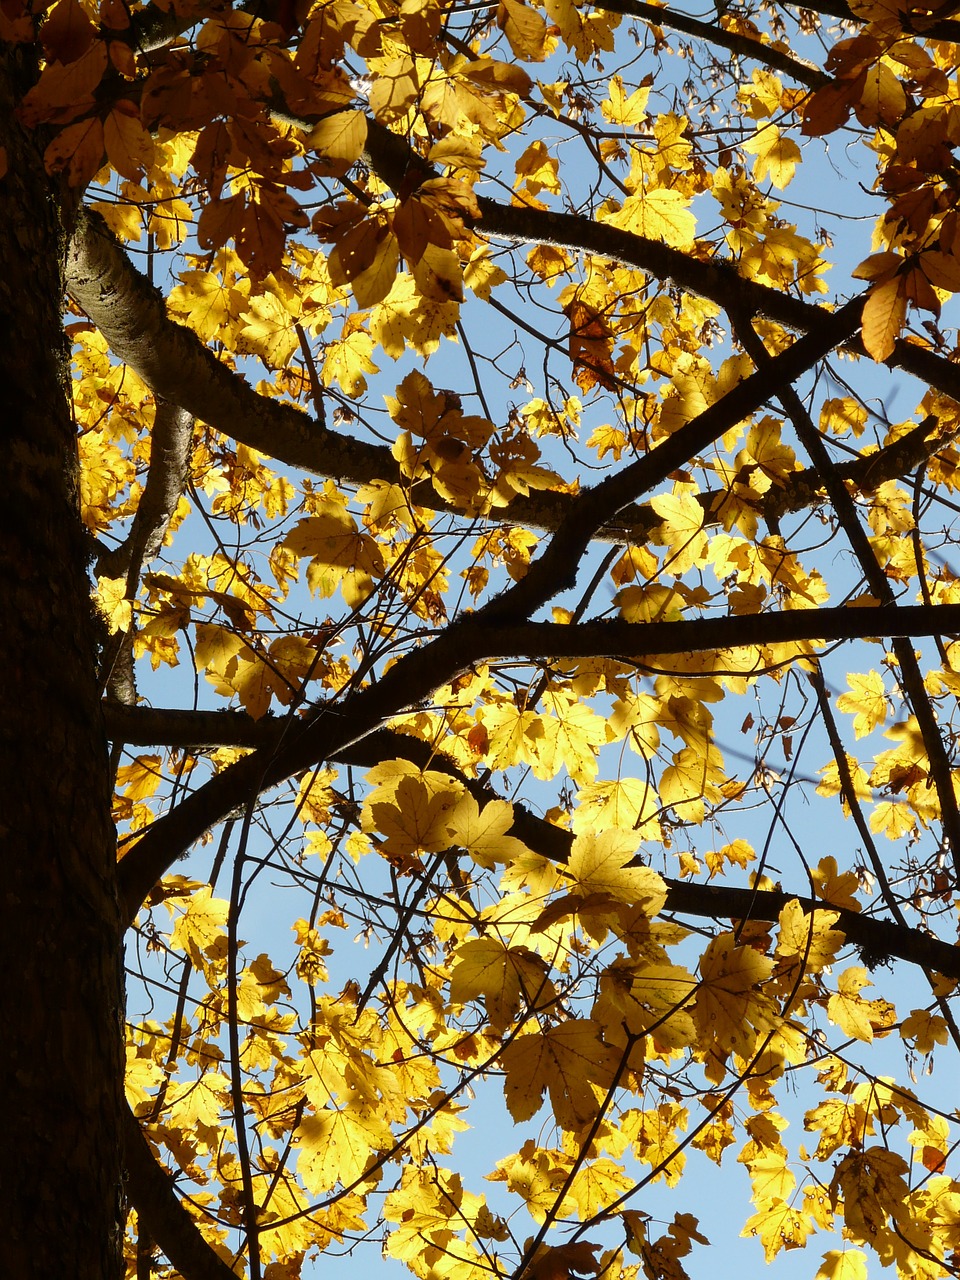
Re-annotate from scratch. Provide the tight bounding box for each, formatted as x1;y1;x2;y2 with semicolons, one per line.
9;0;960;1277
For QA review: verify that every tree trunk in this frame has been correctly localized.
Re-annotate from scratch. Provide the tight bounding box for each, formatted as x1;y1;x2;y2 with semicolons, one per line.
0;48;125;1280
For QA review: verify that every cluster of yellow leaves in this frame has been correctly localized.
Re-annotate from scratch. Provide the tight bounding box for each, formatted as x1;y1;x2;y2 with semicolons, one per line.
49;0;960;1274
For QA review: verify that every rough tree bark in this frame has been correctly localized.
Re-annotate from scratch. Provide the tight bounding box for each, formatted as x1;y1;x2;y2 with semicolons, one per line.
0;47;125;1280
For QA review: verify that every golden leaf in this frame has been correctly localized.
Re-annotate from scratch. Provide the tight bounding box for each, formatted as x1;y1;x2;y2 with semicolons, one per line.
567;830;667;911
497;0;550;62
742;124;802;188
604;187;697;248
500;1020;620;1131
307;109;368;163
860;277;907;362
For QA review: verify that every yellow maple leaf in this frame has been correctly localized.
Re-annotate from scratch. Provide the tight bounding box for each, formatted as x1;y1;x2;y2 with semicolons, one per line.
104;100;154;180
296;1105;391;1194
93;575;132;634
167;267;240;345
564;1158;634;1221
836;671;888;738
900;1007;949;1054
830;1147;910;1247
488;1142;573;1223
869;799;916;840
602;74;649;126
166;1070;230;1134
384;1166;483;1260
368;271;460;358
282;505;384;604
238;292;300;369
572;777;661;839
705;838;754;877
545;0;620;59
742;124;802;188
593;960;697;1052
351;231;401;310
116;754;162;803
649;491;708;575
624;1102;689;1186
604;187;697;249
775;899;844;973
815;1249;868;1280
220;645;289;721
124;1047;164;1114
738;69;785;120
827;966;880;1042
741;416;800;487
658;743;726;822
450;936;555;1032
364;773;467;857
463;245;508;301
444;794;529;868
515;140;561;196
532;691;607;783
567;830;667;912
747;1147;796;1209
742;1201;813;1262
694;934;777;1055
168;886;230;969
500;1020;620;1131
361;761;471;857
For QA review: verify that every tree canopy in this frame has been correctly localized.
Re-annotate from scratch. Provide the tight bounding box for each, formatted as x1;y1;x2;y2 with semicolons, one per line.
7;0;960;1278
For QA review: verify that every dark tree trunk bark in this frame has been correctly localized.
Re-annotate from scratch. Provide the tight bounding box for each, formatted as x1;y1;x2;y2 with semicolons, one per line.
0;47;125;1280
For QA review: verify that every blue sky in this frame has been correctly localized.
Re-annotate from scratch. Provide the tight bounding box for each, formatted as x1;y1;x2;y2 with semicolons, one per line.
112;3;960;1278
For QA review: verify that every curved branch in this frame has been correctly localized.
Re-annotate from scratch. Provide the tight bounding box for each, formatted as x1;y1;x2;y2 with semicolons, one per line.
363;120;960;405
779;0;960;42
97;400;193;580
65;210;382;486
589;0;827;87
115;600;960;923
122;1105;242;1280
109;702;960;980
64;209;646;540
68;163;960;551
67;176;960;557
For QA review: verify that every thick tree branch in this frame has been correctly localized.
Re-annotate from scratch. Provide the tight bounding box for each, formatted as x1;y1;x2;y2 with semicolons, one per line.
105;704;281;749
64;209;646;540
65;210;386;485
108;702;960;980
664;880;960;976
97;400;193;580
115;600;960;923
122;1106;241;1280
765;413;953;521
779;0;960;41
463;604;960;659
589;0;828;87
362;119;960;405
